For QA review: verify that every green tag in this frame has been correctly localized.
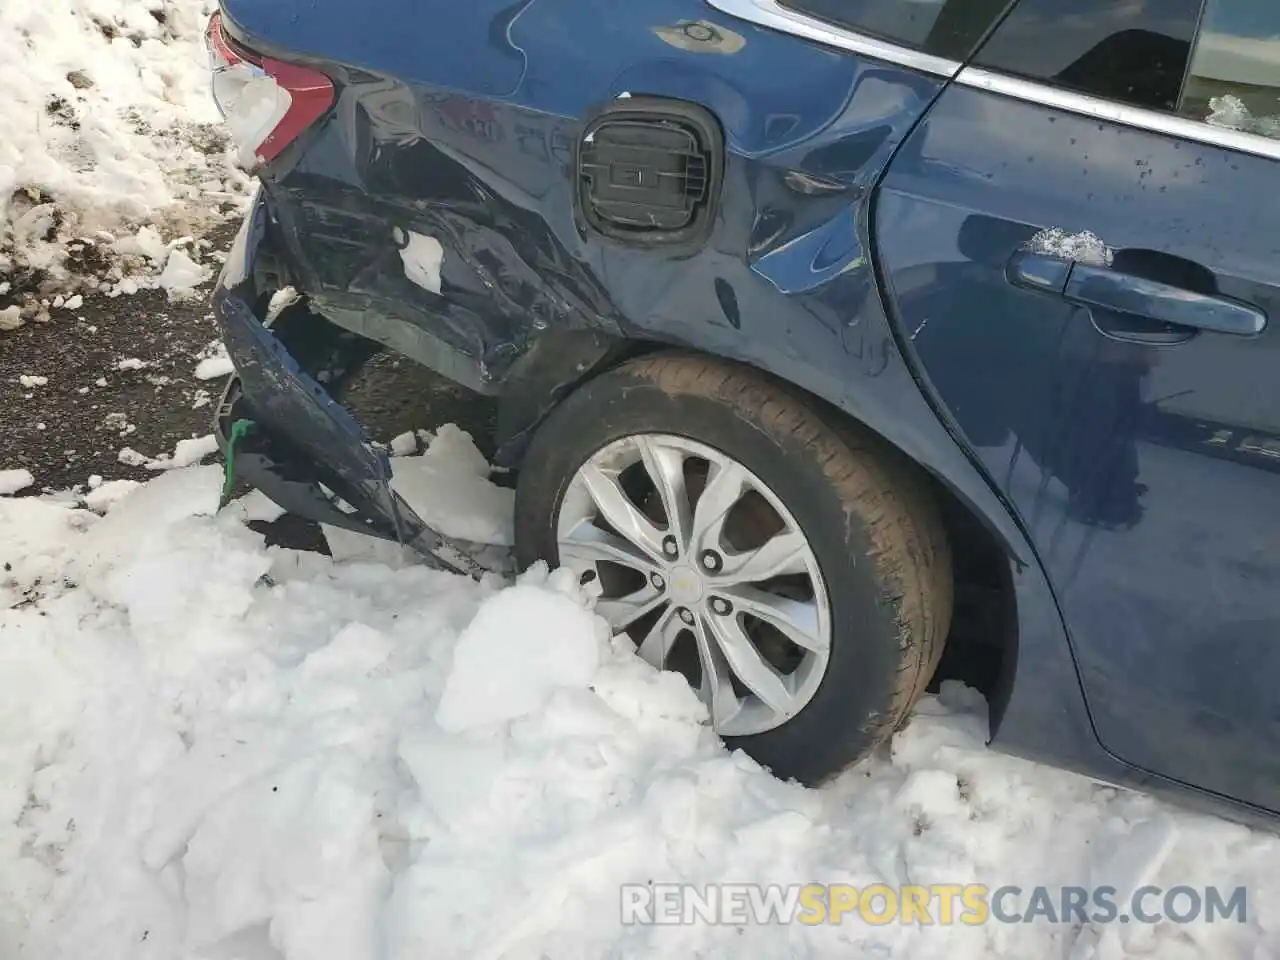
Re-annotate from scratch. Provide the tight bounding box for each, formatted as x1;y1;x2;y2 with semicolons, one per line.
221;418;257;504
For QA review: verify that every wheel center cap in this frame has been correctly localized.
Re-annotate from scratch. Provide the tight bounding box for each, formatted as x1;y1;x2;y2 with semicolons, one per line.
667;564;704;605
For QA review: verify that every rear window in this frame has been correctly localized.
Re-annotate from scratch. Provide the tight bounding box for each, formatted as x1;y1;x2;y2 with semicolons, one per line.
1182;0;1280;139
778;0;1012;61
972;0;1203;112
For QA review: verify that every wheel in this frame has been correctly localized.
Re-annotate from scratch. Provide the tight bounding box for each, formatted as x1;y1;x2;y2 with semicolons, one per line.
514;353;952;784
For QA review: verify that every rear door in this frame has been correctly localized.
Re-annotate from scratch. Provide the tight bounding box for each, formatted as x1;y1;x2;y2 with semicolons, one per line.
877;0;1280;810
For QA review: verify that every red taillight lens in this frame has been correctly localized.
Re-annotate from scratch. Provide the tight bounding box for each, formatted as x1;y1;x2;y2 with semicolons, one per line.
205;12;334;169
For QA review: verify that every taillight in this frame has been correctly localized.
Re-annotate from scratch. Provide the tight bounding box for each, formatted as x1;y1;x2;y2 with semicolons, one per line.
205;12;334;169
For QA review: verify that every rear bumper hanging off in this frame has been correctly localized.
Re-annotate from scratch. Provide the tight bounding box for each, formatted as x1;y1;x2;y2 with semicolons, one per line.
210;190;494;578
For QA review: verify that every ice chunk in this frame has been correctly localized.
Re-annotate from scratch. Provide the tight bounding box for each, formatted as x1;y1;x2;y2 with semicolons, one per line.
435;580;606;731
0;468;35;495
157;249;211;300
1029;227;1113;266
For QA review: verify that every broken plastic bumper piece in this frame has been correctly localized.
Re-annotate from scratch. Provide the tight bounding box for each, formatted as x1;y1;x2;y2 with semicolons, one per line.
210;190;495;578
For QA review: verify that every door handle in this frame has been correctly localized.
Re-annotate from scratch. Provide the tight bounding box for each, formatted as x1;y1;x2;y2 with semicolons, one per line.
1007;252;1268;338
1066;263;1266;337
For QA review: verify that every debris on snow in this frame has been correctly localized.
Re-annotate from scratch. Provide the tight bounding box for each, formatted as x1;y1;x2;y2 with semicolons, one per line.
0;468;35;495
1028;227;1113;266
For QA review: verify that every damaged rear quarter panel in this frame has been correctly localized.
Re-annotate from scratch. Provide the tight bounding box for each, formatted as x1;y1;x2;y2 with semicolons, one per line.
229;0;1029;553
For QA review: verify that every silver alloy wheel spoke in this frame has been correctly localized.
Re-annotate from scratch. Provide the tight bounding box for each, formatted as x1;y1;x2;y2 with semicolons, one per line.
719;584;828;653
690;458;748;554
701;611;795;718
579;460;667;563
716;530;809;584
597;583;667;631
559;520;659;575
693;617;742;728
635;436;693;551
635;603;682;666
556;433;831;737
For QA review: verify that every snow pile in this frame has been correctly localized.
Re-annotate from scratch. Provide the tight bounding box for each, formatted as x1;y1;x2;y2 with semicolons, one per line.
0;0;247;313
1;465;1278;959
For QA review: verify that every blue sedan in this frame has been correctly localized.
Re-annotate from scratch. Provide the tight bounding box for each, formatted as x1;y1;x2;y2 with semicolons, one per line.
205;0;1280;824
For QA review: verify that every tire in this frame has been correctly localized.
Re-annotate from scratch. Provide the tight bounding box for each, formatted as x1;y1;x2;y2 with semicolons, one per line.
514;353;953;784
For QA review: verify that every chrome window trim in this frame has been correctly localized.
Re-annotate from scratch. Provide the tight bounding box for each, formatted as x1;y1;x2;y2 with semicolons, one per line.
956;67;1280;163
704;0;962;78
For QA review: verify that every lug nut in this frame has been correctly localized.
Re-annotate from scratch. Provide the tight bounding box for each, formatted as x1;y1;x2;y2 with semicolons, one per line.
710;596;732;616
662;535;679;558
700;550;723;573
677;607;695;626
651;572;666;591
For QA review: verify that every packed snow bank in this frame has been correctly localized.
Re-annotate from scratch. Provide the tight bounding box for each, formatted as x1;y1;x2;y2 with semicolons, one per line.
1;468;1278;960
0;0;247;313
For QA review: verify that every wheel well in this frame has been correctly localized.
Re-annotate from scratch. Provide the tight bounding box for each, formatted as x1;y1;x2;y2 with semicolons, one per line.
533;340;1018;721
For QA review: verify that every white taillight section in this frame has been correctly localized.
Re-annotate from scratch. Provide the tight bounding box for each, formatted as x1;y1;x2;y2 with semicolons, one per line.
205;12;334;170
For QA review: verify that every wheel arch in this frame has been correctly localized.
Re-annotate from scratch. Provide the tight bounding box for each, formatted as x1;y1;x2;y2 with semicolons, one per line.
496;335;1020;730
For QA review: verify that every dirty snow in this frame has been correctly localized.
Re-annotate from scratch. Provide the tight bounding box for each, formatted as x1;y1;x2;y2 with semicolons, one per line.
1028;228;1114;266
1;460;1278;960
0;0;246;321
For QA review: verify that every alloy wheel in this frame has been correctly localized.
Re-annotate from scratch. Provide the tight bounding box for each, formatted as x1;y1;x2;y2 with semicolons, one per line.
555;434;831;735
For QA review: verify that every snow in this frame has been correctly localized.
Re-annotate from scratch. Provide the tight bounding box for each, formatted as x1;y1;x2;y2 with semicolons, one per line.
1028;227;1114;266
0;463;1278;959
0;0;247;299
117;433;219;471
18;376;48;388
0;469;35;495
389;424;515;546
1206;94;1280;140
435;572;607;732
157;247;212;299
114;357;146;371
388;430;419;457
397;230;444;295
194;343;235;381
